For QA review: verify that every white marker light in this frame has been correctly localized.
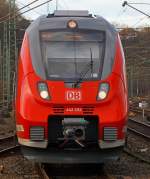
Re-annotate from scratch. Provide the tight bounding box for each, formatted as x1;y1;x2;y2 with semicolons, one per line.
40;91;49;99
16;125;24;132
98;91;107;100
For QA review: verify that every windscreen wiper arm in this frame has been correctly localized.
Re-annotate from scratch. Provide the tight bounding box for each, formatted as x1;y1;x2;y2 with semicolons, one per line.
74;48;93;88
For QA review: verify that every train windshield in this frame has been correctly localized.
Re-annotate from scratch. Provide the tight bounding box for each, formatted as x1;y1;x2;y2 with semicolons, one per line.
40;31;105;80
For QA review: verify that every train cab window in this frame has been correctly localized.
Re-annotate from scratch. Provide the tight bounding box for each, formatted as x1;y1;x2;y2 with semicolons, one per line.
40;30;105;81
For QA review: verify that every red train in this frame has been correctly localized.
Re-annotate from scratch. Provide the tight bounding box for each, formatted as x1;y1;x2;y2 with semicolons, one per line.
15;10;128;164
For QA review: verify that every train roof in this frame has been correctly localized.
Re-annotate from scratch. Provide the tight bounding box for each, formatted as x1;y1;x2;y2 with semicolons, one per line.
53;10;90;17
25;10;117;80
26;10;117;34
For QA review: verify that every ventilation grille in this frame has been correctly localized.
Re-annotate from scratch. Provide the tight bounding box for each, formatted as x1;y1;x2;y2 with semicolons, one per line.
30;127;44;141
103;127;118;141
82;106;95;115
53;106;64;114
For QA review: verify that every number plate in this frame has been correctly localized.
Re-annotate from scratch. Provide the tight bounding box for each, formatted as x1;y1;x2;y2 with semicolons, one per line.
66;91;82;101
65;107;82;112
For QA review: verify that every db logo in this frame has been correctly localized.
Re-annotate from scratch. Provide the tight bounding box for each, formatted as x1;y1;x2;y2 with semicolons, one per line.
66;91;82;101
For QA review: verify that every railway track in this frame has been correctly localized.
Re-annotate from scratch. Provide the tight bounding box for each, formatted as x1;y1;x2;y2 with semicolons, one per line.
130;107;150;117
0;134;20;154
35;163;51;179
0;133;148;178
127;118;150;139
126;118;150;164
123;147;150;165
35;162;150;179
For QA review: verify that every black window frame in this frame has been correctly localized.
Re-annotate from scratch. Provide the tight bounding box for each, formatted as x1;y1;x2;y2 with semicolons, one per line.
40;29;106;82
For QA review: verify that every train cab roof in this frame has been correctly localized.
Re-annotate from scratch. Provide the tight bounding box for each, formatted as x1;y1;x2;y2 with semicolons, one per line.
25;10;118;81
27;10;117;33
49;10;91;17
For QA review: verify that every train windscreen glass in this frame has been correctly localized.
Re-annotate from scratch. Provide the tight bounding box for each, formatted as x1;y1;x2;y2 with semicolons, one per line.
40;31;105;80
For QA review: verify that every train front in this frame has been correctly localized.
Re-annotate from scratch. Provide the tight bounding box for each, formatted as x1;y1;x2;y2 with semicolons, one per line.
15;10;128;164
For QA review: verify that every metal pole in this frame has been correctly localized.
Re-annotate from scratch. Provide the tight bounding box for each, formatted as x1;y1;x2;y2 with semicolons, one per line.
142;109;145;119
130;67;133;98
8;0;17;108
47;2;50;14
2;22;9;108
136;79;139;96
0;40;2;104
56;0;58;10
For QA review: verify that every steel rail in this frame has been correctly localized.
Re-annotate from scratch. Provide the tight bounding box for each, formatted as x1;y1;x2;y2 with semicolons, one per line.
127;127;150;139
130;107;150;116
0;145;20;154
125;118;150;164
127;118;150;139
0;134;20;154
35;163;50;179
123;148;150;164
0;134;16;141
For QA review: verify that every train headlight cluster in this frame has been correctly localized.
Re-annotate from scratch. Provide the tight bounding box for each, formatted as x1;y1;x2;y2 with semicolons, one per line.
97;83;109;100
67;20;78;29
98;91;107;99
40;91;49;99
38;82;50;100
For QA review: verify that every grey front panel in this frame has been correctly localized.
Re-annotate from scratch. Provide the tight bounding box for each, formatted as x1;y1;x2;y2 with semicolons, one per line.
26;15;117;80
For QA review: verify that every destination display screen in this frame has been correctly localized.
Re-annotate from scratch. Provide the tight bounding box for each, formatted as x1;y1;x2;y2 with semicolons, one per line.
40;31;105;42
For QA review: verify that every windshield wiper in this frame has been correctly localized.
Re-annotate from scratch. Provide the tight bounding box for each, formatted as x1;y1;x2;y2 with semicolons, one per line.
74;48;94;88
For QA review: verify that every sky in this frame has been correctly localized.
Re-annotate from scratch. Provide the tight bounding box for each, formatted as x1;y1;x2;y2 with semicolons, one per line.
16;0;150;27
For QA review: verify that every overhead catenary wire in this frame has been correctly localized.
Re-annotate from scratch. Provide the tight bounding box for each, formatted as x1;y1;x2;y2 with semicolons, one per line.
116;6;128;27
16;0;42;15
122;1;150;18
56;0;69;10
0;0;41;22
0;0;53;24
132;16;148;27
61;0;69;10
117;6;127;17
116;2;150;28
19;0;53;16
128;3;150;6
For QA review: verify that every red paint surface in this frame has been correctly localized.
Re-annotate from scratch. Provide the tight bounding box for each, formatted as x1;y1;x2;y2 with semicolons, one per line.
15;33;128;143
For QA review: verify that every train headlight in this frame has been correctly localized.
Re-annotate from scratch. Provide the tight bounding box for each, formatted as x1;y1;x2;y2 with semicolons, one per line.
40;91;49;99
97;83;109;100
38;82;50;100
98;91;107;99
67;20;78;29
